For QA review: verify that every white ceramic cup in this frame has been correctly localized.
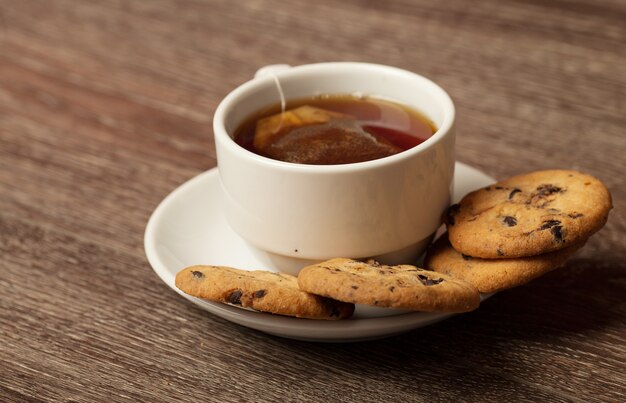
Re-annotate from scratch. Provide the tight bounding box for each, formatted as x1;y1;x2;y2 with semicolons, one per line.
213;62;455;274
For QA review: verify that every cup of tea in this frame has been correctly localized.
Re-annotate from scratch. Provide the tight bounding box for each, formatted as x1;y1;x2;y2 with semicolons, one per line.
213;62;455;274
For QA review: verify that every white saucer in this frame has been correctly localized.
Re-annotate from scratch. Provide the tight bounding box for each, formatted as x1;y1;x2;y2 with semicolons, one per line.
144;162;494;342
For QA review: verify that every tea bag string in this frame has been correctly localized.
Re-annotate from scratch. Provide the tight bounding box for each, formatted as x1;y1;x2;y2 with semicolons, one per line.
271;73;286;134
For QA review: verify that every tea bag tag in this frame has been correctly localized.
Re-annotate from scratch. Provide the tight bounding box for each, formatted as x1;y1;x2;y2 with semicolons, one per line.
254;64;292;79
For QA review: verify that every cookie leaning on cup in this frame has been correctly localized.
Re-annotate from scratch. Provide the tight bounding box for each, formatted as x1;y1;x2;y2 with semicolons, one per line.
297;258;480;313
444;169;612;259
176;265;354;320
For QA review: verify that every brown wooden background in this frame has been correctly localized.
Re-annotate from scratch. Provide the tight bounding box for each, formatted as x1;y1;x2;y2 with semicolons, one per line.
1;0;624;401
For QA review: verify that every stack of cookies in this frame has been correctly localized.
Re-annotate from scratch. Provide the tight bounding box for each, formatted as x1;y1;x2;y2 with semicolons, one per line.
175;169;612;320
425;169;612;293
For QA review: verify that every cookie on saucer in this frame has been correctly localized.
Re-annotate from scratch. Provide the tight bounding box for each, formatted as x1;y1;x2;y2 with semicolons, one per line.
176;265;354;320
424;235;584;293
444;169;612;259
297;258;480;313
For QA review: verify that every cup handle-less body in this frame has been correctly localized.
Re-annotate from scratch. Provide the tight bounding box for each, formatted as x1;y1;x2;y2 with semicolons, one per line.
214;62;455;274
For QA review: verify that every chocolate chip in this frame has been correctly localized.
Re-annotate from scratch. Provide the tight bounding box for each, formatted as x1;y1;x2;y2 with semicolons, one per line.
502;216;517;226
540;219;561;230
351;285;359;290
253;290;266;298
389;286;395;292
551;225;564;242
508;188;521;199
429;278;444;286
446;204;461;225
461;254;473;261
536;184;562;196
497;248;504;256
417;274;444;286
228;290;243;305
191;270;204;279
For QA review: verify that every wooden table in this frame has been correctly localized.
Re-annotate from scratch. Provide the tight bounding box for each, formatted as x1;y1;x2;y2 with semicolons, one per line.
1;1;624;401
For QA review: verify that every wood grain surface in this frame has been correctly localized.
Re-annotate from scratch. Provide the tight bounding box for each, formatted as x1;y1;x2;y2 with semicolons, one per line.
1;0;624;401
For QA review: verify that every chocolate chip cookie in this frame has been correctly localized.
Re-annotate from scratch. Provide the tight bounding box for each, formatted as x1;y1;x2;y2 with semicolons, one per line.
176;265;354;320
297;258;480;312
424;235;584;293
445;170;612;258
